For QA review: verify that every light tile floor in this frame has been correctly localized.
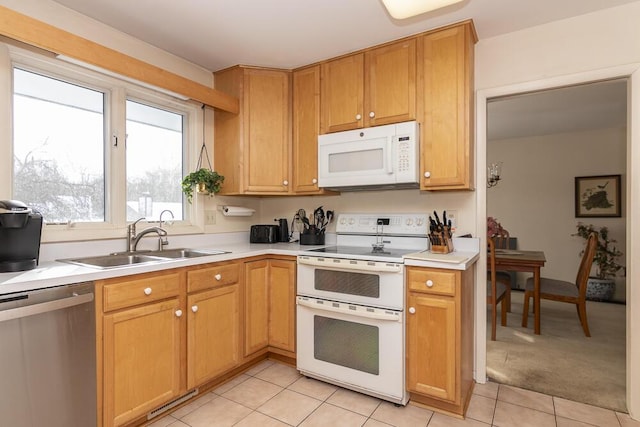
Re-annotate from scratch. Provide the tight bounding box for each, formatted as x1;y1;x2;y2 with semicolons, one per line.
149;359;640;427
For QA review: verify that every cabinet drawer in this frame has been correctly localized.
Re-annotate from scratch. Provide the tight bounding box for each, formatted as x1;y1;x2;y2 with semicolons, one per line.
407;268;457;296
188;261;240;293
103;272;181;312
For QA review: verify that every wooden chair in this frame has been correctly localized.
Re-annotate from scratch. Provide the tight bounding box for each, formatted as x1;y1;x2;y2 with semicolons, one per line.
487;238;509;341
492;231;513;312
522;232;598;337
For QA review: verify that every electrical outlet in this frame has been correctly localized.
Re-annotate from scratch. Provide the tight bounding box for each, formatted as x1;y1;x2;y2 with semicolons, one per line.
204;210;216;225
446;210;457;232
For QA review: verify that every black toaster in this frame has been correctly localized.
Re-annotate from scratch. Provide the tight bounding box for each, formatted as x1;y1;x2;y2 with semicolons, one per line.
250;225;279;243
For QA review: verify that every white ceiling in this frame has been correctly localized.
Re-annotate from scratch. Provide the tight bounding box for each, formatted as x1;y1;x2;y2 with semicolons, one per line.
48;0;634;137
50;0;639;72
488;79;628;140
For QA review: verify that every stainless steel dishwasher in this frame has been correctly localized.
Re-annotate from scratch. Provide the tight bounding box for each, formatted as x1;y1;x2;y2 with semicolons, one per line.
0;282;96;427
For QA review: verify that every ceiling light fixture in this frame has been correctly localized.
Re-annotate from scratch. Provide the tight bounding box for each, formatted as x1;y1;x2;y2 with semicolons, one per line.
381;0;464;19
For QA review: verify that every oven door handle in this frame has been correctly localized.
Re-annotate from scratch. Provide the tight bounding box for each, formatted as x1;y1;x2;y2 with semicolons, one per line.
297;297;401;322
297;256;401;273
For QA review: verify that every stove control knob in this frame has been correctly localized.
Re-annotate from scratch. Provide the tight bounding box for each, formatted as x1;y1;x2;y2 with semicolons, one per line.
416;218;424;226
409;307;416;314
349;218;355;225
406;218;413;226
425;280;434;288
340;217;347;225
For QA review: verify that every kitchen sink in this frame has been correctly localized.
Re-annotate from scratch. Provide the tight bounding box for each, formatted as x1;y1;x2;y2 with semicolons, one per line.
152;248;230;258
59;248;230;269
61;253;170;269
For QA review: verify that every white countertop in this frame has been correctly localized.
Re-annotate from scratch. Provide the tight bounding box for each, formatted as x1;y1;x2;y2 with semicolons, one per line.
0;237;480;296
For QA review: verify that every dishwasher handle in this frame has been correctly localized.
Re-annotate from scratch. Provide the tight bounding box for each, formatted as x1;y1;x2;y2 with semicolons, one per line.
0;292;94;323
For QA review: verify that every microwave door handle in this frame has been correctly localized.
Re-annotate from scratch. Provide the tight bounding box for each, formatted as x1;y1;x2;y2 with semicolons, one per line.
386;136;394;174
296;297;401;322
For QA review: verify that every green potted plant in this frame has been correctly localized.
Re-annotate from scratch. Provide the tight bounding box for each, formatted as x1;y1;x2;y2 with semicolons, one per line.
573;223;624;301
181;168;224;204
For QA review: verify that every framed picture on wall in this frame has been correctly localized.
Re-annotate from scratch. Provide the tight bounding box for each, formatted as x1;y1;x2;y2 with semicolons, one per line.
575;174;621;217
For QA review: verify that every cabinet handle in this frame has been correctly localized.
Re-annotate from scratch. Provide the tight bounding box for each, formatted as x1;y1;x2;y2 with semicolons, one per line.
175;309;182;317
369;111;375;118
143;287;152;295
426;280;434;288
409;307;416;314
355;114;362;120
214;274;222;281
192;305;198;313
312;178;317;184
283;180;289;186
424;171;431;178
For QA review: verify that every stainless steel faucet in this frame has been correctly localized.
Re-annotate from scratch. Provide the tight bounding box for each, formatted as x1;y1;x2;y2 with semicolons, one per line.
127;217;168;252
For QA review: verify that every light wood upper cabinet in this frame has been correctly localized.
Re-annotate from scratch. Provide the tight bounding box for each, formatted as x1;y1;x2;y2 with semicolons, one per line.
320;39;416;133
419;22;476;190
214;66;292;195
321;53;365;133
406;265;474;417
292;65;323;193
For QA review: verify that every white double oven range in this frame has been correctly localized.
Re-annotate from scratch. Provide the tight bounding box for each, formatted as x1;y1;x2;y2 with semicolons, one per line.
296;213;428;405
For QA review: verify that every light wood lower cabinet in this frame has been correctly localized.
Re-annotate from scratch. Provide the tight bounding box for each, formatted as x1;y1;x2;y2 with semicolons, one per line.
187;284;240;389
406;266;474;417
101;271;184;427
244;257;296;358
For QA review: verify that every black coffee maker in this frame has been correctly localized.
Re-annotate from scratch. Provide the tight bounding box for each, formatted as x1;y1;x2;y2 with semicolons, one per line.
0;200;43;272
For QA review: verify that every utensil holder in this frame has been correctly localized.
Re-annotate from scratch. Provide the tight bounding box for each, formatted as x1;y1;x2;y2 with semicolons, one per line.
300;232;325;246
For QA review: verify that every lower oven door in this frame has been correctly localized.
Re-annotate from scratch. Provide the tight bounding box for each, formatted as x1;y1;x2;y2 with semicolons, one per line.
296;295;407;405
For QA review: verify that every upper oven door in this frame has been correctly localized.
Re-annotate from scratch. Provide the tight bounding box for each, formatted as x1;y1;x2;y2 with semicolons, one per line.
297;256;404;310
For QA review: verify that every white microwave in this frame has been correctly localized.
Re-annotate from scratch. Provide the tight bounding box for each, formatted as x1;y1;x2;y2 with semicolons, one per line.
318;121;419;191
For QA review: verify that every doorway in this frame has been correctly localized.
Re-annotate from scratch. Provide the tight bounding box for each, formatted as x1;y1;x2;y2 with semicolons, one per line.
474;63;640;418
485;79;627;411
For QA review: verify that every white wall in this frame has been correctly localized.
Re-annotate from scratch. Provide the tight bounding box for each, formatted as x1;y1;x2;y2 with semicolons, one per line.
475;2;640;417
488;127;627;301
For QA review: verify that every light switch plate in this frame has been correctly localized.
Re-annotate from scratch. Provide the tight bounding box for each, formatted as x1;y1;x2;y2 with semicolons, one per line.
205;210;216;225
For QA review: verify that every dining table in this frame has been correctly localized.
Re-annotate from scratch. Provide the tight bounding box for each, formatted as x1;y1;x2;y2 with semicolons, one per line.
492;249;547;334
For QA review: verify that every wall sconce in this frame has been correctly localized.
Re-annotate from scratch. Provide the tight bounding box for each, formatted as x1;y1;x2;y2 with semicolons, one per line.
487;162;502;188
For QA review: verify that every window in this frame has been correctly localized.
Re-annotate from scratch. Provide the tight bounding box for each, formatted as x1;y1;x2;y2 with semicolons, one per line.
6;47;198;240
13;68;105;223
125;100;184;222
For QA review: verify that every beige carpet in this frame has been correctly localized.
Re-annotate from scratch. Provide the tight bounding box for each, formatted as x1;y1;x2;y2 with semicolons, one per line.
486;292;626;412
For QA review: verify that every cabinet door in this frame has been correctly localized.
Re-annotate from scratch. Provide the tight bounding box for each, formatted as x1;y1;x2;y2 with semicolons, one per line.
321;53;364;133
103;299;182;427
268;259;296;352
420;23;475;190
407;292;456;402
244;69;291;193
244;260;269;356
292;65;322;193
187;284;240;389
365;39;416;127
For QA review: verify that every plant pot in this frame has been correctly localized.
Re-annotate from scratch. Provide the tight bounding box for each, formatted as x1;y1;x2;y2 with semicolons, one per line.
586;277;615;302
196;182;208;194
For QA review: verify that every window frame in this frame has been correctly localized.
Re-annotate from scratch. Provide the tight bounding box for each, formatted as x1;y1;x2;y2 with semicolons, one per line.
3;43;205;242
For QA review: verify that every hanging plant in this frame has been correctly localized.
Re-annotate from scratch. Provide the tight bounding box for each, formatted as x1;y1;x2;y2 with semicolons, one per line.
182;105;224;204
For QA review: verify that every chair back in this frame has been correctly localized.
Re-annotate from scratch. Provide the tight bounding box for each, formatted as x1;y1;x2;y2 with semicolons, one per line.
576;232;598;300
492;230;510;250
